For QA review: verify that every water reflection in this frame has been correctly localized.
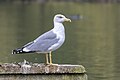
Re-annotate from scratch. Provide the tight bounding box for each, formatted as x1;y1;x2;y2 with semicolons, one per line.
0;2;120;80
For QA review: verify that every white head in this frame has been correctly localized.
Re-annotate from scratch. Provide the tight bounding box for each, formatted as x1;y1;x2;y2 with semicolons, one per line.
54;14;71;23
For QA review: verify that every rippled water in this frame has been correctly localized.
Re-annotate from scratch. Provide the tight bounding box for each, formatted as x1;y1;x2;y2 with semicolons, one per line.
0;2;120;80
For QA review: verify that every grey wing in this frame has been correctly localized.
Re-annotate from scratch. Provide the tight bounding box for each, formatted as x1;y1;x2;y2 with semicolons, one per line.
23;30;60;52
34;30;57;42
22;30;54;48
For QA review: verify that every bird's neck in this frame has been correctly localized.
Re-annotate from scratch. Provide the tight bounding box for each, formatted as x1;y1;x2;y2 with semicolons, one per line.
53;22;65;33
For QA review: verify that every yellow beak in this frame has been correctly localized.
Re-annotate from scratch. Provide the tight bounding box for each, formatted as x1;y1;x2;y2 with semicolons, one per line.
64;18;71;22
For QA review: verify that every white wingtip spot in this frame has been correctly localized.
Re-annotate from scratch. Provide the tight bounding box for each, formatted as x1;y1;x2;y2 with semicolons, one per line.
23;48;30;52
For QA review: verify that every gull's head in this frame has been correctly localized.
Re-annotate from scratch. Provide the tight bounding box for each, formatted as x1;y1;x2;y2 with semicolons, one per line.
54;14;71;23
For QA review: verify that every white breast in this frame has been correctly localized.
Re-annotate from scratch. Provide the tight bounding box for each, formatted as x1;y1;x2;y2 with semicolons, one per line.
48;23;65;51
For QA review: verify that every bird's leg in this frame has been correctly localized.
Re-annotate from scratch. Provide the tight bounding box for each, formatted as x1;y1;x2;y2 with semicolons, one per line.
49;51;52;64
48;51;58;65
45;53;49;64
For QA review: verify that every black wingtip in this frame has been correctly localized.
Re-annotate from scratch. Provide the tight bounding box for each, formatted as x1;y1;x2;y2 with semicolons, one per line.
12;48;36;54
12;49;19;54
12;48;23;54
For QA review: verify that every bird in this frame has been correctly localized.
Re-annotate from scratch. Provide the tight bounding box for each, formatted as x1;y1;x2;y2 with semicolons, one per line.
12;14;71;65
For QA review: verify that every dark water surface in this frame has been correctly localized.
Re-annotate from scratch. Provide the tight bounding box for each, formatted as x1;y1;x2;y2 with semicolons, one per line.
0;2;120;80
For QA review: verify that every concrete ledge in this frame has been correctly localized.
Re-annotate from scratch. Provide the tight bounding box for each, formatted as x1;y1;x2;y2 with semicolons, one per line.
0;63;86;74
0;61;87;80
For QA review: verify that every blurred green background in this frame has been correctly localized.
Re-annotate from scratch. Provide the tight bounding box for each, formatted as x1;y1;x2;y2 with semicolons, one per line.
0;0;120;80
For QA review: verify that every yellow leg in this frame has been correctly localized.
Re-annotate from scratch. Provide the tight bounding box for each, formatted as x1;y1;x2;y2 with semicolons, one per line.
45;53;49;64
49;51;52;64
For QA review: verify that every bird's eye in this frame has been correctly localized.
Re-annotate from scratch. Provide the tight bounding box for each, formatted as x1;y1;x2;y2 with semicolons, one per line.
58;16;63;18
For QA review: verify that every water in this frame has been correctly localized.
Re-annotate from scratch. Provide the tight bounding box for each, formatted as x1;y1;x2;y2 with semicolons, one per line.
0;2;120;80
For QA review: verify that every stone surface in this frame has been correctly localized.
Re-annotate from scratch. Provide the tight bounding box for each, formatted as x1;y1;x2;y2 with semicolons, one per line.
0;62;87;80
0;63;86;74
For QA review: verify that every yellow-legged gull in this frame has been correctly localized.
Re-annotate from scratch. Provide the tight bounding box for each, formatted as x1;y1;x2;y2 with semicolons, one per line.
12;14;71;65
